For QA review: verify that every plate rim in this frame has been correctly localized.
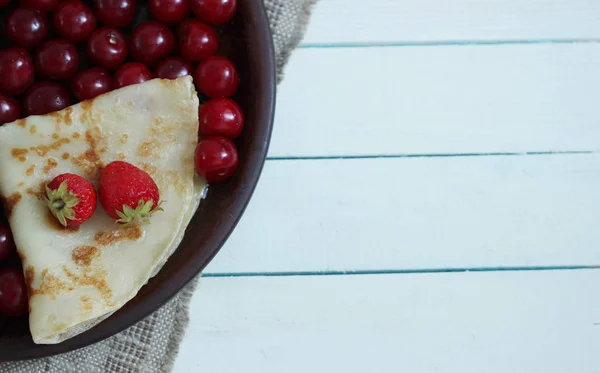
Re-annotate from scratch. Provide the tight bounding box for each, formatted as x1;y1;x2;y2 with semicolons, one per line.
0;0;276;361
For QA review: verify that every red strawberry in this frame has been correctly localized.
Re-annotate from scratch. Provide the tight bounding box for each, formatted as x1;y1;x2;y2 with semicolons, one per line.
98;161;163;224
43;173;97;227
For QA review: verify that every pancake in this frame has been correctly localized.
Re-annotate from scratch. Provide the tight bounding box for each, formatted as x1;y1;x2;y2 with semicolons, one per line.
0;76;205;344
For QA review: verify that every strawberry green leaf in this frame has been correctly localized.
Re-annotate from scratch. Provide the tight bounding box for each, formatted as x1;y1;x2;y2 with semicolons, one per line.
115;199;163;225
41;181;80;227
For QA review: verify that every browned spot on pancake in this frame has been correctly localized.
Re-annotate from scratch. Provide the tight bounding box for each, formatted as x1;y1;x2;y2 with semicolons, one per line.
160;170;186;194
25;164;35;176
24;266;35;296
16;119;26;127
94;225;142;246
140;162;157;176
80;100;92;111
72;246;99;266
29;125;37;134
64;107;73;125
1;192;22;218
85;128;100;147
79;110;89;124
62;152;70;160
52;322;68;333
49;111;62;123
79;100;100;126
51;133;59;139
26;180;47;200
43;158;58;174
137;141;153;157
30;138;70;157
81;296;92;312
151;125;175;143
49;111;63;131
18;251;26;263
72;132;80;139
44;210;80;234
72;149;103;179
62;265;112;305
71;128;105;179
120;134;128;144
117;152;126;160
136;118;177;158
11;148;28;162
30;269;73;300
31;255;110;304
17;182;24;187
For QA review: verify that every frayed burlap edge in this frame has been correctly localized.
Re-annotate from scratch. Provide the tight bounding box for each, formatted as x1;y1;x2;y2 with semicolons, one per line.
275;0;318;83
158;277;199;373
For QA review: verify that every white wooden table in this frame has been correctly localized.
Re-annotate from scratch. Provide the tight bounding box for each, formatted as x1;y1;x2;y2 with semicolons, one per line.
174;1;600;371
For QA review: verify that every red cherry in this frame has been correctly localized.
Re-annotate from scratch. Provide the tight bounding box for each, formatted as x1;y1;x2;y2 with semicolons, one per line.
198;98;243;138
190;0;236;25
0;48;34;96
0;95;20;125
94;0;136;28
194;136;238;182
154;57;193;80
87;27;127;71
130;22;175;67
53;0;97;43
35;39;79;80
71;68;112;101
0;0;11;7
113;62;152;89
177;19;218;63
149;0;188;24
0;267;28;316
22;81;72;116
6;8;48;50
195;56;239;98
0;223;15;263
20;0;60;12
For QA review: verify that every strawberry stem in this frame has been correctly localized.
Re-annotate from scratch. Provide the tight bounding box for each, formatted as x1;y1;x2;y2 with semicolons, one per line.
52;200;66;210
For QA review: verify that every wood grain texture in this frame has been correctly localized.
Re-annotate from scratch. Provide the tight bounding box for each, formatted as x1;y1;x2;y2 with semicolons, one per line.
302;0;600;44
205;154;600;274
270;44;600;158
177;0;600;371
174;271;600;373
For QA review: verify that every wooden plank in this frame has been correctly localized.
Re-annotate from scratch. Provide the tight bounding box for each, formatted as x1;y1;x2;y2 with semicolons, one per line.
205;154;600;274
174;270;600;373
302;0;600;44
271;44;600;158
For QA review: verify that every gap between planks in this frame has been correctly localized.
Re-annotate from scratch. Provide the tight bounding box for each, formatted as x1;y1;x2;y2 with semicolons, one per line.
299;39;600;49
202;265;600;277
266;151;595;161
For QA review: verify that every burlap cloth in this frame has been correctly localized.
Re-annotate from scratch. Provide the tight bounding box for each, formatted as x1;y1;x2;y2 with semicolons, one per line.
0;0;315;371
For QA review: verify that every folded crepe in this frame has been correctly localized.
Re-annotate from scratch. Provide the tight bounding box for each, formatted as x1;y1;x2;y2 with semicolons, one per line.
0;76;205;344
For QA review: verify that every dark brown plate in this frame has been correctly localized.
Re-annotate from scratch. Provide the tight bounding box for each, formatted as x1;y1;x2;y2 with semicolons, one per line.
0;0;275;360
